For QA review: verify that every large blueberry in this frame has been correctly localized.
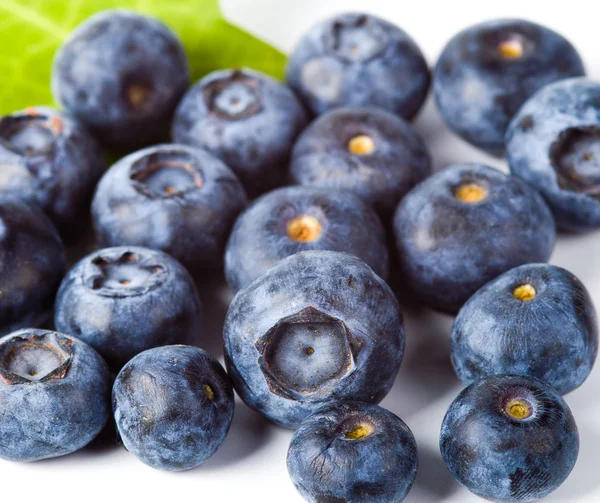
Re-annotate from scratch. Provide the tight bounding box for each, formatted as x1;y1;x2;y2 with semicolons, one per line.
225;186;389;293
172;69;308;196
0;329;111;462
287;401;418;503
440;375;579;502
506;78;600;231
286;12;429;120
290;107;431;216
451;264;598;394
52;10;189;150
92;144;247;276
434;19;585;156
393;163;556;313
224;250;404;428
54;246;202;370
113;345;234;471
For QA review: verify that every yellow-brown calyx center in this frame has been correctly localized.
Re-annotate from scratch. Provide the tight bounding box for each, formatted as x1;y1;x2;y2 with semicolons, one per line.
498;40;524;59
128;84;150;108
455;183;488;203
513;284;536;301
505;399;533;420
348;135;375;155
203;384;215;401
287;215;322;243
345;423;374;440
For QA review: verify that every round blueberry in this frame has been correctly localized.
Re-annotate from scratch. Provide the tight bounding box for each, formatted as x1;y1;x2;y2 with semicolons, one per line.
91;144;247;276
290;107;431;216
172;68;308;196
286;12;430;120
434;19;585;156
224;250;404;428
440;375;579;502
287;401;417;503
506;78;600;231
0;329;111;462
113;345;234;471
52;10;189;151
393;163;556;313
225;186;389;292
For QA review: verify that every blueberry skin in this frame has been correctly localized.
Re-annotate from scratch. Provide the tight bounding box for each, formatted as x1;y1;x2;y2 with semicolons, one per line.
0;198;66;336
91;144;247;276
224;250;404;428
52;10;189;151
286;12;430;120
54;246;202;370
0;107;105;236
113;345;234;471
0;329;111;462
290;107;431;216
434;19;585;156
287;402;418;503
440;375;579;502
451;264;598;394
172;68;308;196
506;78;600;231
225;186;389;293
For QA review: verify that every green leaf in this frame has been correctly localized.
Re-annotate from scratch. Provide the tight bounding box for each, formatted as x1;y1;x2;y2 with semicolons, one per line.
0;0;286;114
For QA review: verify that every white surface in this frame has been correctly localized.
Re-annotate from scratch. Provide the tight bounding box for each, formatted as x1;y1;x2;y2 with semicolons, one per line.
9;2;600;502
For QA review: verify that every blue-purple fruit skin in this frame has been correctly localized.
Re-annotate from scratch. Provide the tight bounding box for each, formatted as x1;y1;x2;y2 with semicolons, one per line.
393;163;556;313
451;263;598;394
54;246;202;370
440;375;579;502
290;106;431;216
52;10;189;151
172;68;308;196
287;401;418;503
224;250;405;428
0;329;111;462
0;107;105;236
113;345;234;471
286;12;430;120
225;186;389;293
434;19;585;155
506;78;600;231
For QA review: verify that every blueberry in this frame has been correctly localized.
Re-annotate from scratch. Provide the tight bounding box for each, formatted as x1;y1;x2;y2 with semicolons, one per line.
506;78;600;231
52;10;189;151
434;19;585;155
225;186;389;293
224;250;404;428
92;144;247;276
54;246;202;370
393;163;556;313
290;107;431;216
113;345;234;471
0;198;66;336
0;329;111;462
172;69;308;196
286;12;430;120
440;375;579;502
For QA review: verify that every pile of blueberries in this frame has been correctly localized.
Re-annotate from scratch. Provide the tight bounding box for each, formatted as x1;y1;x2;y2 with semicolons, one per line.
1;8;599;503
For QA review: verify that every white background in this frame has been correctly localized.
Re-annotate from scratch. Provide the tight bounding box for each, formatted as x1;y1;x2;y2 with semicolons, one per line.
8;1;600;502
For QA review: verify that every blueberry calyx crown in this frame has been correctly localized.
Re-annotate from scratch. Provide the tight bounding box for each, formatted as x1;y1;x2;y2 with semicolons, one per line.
0;108;62;157
203;70;263;121
329;15;388;63
287;215;322;243
500;388;539;422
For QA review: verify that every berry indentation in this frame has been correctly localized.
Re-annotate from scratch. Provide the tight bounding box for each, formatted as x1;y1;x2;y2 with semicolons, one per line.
287;215;322;242
455;183;489;203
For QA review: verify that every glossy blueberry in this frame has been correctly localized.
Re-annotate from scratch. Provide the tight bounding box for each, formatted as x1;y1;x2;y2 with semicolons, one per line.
393;163;556;313
92;144;247;276
54;246;202;370
224;250;404;428
434;19;585;156
287;401;418;503
440;375;579;502
225;186;389;293
113;345;234;471
172;68;308;196
452;264;598;394
0;107;105;236
0;329;111;462
52;10;189;150
286;12;429;120
0;198;66;336
290;107;431;216
506;78;600;231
